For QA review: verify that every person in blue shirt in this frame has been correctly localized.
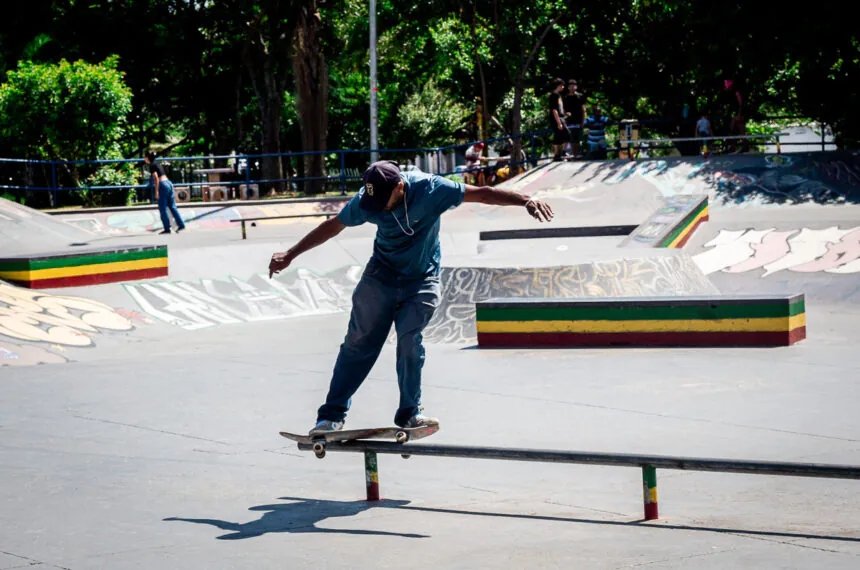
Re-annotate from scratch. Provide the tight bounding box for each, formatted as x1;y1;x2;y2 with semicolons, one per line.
585;107;610;159
268;160;554;434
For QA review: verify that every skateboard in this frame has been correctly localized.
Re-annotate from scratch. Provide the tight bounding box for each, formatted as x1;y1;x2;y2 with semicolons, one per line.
280;424;439;459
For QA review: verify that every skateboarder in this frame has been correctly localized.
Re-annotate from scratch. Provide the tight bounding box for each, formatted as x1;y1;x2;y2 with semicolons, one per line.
268;160;554;434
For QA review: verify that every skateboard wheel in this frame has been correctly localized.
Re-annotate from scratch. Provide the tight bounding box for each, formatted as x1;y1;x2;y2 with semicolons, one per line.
395;431;409;443
312;441;326;454
401;454;411;460
315;450;326;459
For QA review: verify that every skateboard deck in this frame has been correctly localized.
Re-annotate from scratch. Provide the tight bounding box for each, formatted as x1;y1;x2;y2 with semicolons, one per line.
280;424;439;458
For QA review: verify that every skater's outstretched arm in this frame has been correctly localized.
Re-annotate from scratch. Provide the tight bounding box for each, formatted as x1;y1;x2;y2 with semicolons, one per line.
463;184;554;222
268;216;346;277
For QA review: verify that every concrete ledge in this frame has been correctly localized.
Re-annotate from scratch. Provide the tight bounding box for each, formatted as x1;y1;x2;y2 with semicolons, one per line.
0;244;168;289
479;225;638;241
620;195;709;249
476;294;806;347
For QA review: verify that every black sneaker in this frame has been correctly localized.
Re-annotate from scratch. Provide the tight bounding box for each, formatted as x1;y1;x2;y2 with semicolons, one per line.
158;229;171;234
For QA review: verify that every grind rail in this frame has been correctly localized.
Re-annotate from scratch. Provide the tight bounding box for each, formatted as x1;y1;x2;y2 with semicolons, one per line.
295;440;860;520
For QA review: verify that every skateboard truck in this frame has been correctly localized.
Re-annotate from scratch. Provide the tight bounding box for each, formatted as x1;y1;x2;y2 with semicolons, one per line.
312;430;409;459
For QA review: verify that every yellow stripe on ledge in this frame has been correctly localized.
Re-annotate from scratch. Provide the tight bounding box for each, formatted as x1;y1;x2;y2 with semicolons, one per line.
476;314;806;334
666;206;709;248
0;257;168;281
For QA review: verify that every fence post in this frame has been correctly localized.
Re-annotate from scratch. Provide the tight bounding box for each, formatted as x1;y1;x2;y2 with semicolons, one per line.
436;148;442;175
50;162;58;208
244;156;251;199
339;151;347;195
530;135;537;168
821;123;826;152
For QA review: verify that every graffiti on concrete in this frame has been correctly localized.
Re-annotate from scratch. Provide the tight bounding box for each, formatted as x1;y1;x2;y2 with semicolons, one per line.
694;227;860;276
126;258;715;344
426;256;717;344
1;340;67;366
499;153;860;209
124;266;362;330
0;283;134;347
706;154;860;207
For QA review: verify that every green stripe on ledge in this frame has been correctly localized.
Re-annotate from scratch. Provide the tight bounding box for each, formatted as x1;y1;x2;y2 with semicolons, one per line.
658;200;708;247
27;247;167;271
476;300;804;322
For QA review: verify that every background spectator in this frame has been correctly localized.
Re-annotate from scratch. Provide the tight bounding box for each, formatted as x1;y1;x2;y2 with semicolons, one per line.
585;106;609;159
464;141;485;184
564;79;586;158
548;78;569;160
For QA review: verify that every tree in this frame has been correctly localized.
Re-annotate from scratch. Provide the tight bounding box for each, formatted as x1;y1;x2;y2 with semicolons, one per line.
478;1;567;166
0;56;134;206
398;79;469;147
294;1;329;193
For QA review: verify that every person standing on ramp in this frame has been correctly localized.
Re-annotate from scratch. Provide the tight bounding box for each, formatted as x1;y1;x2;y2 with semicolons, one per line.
268;161;554;434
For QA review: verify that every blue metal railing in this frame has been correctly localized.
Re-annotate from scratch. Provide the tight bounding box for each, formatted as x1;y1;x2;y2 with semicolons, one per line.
0;117;820;207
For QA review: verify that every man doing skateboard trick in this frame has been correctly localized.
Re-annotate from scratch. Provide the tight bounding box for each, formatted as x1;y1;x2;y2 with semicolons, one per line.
268;161;554;435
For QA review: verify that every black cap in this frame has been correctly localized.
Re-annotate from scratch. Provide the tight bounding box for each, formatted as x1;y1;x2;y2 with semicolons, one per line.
360;160;402;211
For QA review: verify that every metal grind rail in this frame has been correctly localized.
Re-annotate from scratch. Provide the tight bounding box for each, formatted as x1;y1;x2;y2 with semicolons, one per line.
295;440;860;521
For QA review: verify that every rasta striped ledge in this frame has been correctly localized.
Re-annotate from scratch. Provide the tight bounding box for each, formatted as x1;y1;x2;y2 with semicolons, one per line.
658;197;709;248
0;244;168;289
621;194;709;249
476;294;806;348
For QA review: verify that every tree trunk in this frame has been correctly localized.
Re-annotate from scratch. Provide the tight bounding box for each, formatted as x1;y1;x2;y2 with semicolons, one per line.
243;38;285;193
293;3;328;195
260;89;284;193
511;79;524;174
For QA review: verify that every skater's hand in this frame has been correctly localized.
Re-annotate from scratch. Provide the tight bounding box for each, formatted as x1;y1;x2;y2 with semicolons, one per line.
269;251;293;278
526;199;554;223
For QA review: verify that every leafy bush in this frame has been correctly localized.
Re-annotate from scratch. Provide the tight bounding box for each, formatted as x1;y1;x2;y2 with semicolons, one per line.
398;79;469;148
0;55;133;205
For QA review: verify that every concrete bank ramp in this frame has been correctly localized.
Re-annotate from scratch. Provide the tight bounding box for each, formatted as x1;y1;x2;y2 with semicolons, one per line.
0;197;95;254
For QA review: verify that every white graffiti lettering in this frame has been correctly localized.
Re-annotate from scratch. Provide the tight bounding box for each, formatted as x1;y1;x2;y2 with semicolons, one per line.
124;266;362;330
0;283;133;347
693;227;860;276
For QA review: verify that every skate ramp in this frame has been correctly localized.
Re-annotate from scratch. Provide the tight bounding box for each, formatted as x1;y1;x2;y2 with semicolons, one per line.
498;151;860;212
685;207;860;306
0;197;96;254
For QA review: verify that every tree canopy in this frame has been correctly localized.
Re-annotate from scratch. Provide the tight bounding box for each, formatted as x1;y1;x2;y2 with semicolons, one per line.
0;0;856;178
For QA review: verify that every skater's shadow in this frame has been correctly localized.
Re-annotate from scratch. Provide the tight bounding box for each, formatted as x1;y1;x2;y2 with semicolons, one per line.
164;496;426;540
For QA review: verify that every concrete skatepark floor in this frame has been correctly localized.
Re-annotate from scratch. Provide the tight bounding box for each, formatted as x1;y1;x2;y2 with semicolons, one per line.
2;152;860;568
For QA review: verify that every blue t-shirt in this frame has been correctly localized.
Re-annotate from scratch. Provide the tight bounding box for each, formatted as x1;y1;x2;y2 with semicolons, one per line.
586;116;609;147
338;171;465;280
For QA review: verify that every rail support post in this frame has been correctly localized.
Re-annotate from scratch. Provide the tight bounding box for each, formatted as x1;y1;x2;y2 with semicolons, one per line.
642;465;658;520
365;450;380;501
241;220;246;240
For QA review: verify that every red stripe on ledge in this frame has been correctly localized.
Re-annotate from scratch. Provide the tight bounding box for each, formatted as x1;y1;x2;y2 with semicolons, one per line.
478;327;806;348
673;214;709;248
24;267;168;289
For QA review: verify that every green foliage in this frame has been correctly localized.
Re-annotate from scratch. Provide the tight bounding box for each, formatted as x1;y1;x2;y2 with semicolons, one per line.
398;79;469;147
81;159;139;207
496;88;546;136
1;0;858;181
0;56;133;206
0;56;132;162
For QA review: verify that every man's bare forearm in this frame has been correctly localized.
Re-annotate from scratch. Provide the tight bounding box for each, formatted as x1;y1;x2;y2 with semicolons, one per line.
285;217;345;261
464;185;530;207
